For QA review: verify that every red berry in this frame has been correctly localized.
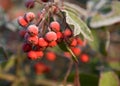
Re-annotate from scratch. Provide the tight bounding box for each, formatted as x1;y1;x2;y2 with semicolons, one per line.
34;62;50;75
27;51;37;60
48;41;57;47
50;21;60;32
70;38;77;47
27;25;38;36
38;38;48;47
27;36;38;45
35;51;44;58
45;52;56;61
71;47;81;56
17;16;28;27
63;28;72;37
80;54;89;63
56;32;63;39
45;31;57;42
24;12;35;22
19;29;27;38
22;43;32;52
64;52;72;58
41;0;49;2
25;0;35;9
76;37;84;46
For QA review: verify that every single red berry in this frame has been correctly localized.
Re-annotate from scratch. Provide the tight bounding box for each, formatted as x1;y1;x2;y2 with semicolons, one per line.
24;12;35;22
19;29;27;38
50;21;60;32
76;37;84;46
27;36;38;45
22;43;32;52
35;51;44;58
41;0;49;3
27;51;37;60
34;62;50;75
70;38;77;47
38;38;48;47
27;25;38;36
63;28;72;37
45;51;56;61
25;0;35;9
45;31;57;42
17;16;28;27
64;52;72;58
71;47;81;56
80;54;89;63
56;32;63;39
48;41;57;47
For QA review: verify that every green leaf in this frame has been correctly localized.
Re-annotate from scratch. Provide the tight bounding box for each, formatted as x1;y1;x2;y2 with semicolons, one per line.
99;71;120;86
63;4;93;41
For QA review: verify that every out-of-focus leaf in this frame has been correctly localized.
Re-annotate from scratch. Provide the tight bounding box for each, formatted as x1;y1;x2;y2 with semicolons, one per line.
68;72;99;86
1;56;16;72
63;3;93;41
99;71;120;86
109;61;120;71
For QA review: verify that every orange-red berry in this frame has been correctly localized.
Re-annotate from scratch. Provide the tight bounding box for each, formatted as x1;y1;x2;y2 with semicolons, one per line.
80;54;89;63
50;21;60;32
27;25;38;36
38;38;48;47
48;41;57;47
70;38;77;47
45;31;57;42
27;51;37;60
63;28;72;37
24;12;35;22
35;51;44;58
17;16;28;27
45;51;56;61
71;47;81;56
27;36;38;45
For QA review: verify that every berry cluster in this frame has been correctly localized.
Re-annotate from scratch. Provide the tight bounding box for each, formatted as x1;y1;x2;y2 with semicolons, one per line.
17;0;87;62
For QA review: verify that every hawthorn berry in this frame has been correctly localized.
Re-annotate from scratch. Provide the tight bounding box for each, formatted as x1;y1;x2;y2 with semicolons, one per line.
48;41;57;47
27;36;38;45
22;43;32;52
71;47;81;56
24;12;35;22
25;0;35;9
45;51;56;61
38;38;48;47
34;62;50;75
70;38;77;47
35;51;44;58
27;51;37;60
27;25;38;36
45;31;57;42
17;16;28;27
19;29;27;38
80;54;89;63
63;28;72;37
50;21;60;32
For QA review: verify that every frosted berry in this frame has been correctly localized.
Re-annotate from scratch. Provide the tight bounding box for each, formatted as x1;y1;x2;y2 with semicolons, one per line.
25;0;35;9
27;36;38;45
45;51;56;61
63;28;72;37
71;47;81;56
17;16;28;27
80;54;89;63
24;12;35;22
22;43;32;52
50;21;60;32
38;38;48;47
48;41;57;47
27;51;37;60
27;25;38;36
45;31;57;42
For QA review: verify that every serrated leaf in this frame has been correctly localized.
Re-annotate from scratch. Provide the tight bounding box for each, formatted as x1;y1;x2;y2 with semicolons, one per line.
99;71;120;86
63;3;93;41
